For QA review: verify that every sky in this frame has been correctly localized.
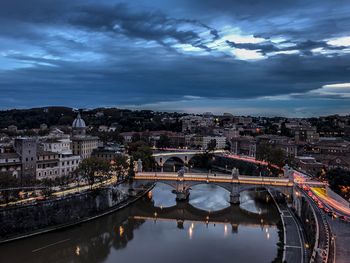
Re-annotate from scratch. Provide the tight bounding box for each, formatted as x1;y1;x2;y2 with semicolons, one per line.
1;0;350;117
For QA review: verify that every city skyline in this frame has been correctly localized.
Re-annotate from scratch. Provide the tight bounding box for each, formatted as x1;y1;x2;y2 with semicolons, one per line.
1;0;350;116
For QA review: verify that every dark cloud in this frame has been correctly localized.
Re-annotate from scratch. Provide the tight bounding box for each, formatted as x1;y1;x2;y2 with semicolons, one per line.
69;3;218;50
226;39;347;56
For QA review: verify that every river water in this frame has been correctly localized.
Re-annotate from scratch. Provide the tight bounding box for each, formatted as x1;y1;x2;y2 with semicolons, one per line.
0;183;281;263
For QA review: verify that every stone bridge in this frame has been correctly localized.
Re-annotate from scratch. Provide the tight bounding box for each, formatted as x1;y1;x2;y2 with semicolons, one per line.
134;162;295;204
152;150;281;171
152;150;226;171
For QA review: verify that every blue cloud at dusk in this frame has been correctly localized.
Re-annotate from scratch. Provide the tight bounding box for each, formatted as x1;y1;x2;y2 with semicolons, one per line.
0;0;350;116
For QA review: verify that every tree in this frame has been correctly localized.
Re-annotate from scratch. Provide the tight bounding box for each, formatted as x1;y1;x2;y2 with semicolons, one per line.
157;134;170;149
112;155;129;181
326;168;350;200
0;172;20;204
207;139;217;152
256;142;286;168
41;178;54;197
190;152;214;170
128;141;155;171
256;142;271;162
280;122;292;137
77;158;111;189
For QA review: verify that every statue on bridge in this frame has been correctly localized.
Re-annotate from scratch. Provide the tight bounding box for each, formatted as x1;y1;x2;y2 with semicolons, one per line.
137;159;143;173
231;168;239;178
178;167;185;177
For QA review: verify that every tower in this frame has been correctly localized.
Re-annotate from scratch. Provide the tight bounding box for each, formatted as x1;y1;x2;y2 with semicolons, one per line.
72;112;86;136
14;137;37;179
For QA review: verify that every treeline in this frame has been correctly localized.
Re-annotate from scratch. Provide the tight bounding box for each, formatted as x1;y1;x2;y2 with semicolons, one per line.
0;107;184;132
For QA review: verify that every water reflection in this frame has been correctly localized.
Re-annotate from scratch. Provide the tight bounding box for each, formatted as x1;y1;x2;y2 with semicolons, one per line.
0;184;280;263
189;184;230;211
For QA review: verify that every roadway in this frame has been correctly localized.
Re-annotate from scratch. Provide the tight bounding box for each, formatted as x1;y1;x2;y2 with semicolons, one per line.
298;186;332;263
311;188;350;218
0;176;119;208
269;189;305;263
135;172;293;187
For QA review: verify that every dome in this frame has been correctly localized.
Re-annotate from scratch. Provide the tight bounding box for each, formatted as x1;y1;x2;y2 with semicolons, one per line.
72;112;86;128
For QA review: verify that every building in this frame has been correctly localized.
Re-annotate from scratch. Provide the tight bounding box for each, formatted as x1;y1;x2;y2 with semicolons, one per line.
256;135;297;157
326;156;350;171
36;151;80;180
14;137;37;178
41;138;72;154
202;136;227;150
36;151;60;180
303;138;350;156
92;144;125;163
71;112;99;159
40;123;48;130
72;137;99;159
58;154;80;177
181;115;214;133
7;125;18;133
293;126;319;144
37;130;81;179
294;156;324;175
230;136;256;157
0;152;21;178
72;112;87;136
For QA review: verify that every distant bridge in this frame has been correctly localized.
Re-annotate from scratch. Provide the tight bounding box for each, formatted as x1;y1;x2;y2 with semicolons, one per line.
152;150;280;170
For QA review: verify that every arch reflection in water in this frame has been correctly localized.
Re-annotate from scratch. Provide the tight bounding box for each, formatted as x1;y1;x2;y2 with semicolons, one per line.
0;184;281;263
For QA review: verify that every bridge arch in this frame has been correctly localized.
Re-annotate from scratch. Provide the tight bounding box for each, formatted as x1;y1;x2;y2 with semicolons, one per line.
153;152;199;168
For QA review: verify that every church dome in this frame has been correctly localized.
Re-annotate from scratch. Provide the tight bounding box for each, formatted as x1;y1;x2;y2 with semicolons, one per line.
72;112;86;128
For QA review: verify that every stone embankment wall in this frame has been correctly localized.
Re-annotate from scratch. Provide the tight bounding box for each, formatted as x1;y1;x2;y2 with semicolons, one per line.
0;187;127;241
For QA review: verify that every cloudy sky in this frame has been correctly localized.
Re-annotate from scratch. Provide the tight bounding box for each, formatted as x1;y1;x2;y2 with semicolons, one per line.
1;0;350;116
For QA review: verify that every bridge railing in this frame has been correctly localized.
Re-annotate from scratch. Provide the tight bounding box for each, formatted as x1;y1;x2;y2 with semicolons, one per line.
135;172;293;186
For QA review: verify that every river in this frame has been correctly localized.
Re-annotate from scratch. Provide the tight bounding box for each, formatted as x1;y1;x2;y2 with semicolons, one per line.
0;183;281;263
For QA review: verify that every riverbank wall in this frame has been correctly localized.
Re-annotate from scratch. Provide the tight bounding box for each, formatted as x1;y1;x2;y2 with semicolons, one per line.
0;183;154;243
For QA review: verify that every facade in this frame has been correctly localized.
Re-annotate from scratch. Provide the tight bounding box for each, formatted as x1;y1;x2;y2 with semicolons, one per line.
326;156;350;171
293;126;319;144
202;136;227;150
14;137;37;178
92;147;124;163
41;138;72;154
303;138;350;156
72;137;99;159
36;151;60;180
36;151;80;180
230;136;256;157
256;135;297;157
59;154;80;177
0;153;21;178
294;156;324;175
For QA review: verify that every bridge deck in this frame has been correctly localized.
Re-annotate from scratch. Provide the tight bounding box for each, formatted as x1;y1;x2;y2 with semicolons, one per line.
135;172;293;187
